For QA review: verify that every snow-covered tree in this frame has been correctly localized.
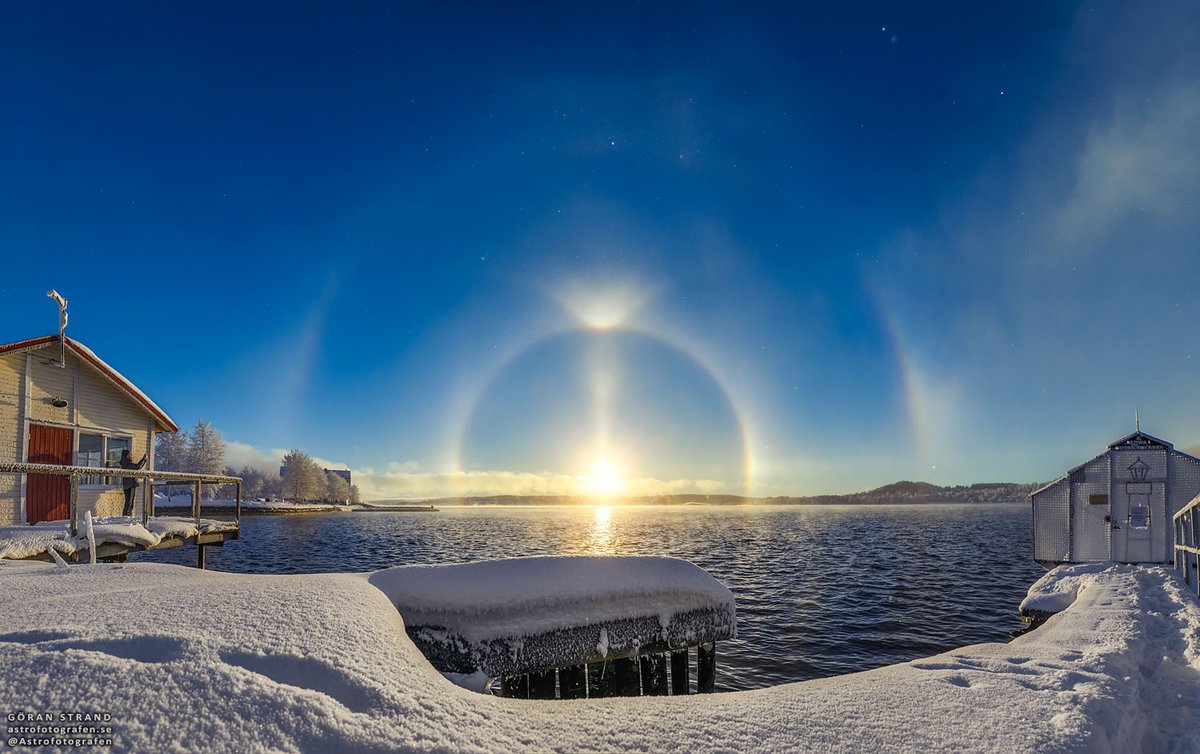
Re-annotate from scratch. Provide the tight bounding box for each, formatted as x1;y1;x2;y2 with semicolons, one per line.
188;420;226;499
326;473;351;504
349;484;361;505
281;449;324;502
154;431;191;472
154;430;192;500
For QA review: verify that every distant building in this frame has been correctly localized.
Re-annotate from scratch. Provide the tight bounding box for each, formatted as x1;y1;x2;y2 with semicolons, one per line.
0;335;178;524
1032;429;1200;567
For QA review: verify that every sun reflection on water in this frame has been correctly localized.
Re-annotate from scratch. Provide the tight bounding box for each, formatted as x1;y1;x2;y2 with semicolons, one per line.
589;505;614;552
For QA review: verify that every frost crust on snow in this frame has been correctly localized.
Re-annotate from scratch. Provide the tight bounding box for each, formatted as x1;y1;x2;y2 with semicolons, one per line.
367;556;737;675
1;560;1200;753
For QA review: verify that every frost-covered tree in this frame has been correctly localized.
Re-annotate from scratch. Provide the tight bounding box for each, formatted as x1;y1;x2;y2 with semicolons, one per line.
188;420;226;499
325;473;351;504
154;430;193;500
281;450;324;501
349;484;361;505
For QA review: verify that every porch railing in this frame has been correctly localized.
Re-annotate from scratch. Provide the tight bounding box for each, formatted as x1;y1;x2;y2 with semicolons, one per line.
1172;495;1200;595
0;462;241;535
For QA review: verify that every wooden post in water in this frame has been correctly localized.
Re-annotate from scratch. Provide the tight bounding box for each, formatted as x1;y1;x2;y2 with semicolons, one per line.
670;649;689;695
611;656;640;696
528;669;556;699
501;675;530;699
697;642;716;693
640;654;668;696
197;544;206;570
559;664;587;699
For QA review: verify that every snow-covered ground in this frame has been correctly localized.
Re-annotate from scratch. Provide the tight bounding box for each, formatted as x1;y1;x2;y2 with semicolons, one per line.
155;494;352;513
0;516;237;560
0;560;1197;753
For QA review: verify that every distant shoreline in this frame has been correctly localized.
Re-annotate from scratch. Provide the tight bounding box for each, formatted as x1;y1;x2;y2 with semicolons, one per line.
376;481;1043;507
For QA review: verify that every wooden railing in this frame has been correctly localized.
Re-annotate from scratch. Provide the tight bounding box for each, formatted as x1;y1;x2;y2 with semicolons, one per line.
1172;496;1200;595
0;462;241;535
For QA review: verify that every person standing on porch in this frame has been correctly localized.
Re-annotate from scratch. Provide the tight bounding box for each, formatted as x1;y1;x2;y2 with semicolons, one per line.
119;449;147;517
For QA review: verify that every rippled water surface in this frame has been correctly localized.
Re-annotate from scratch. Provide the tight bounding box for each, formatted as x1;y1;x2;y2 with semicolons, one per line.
133;503;1044;691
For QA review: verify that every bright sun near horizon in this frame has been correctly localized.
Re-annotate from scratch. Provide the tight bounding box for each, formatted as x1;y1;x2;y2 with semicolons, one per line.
583;458;626;498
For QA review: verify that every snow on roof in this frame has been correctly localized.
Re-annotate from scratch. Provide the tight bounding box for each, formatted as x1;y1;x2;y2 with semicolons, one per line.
368;556;737;675
0;334;177;432
0;560;1195;752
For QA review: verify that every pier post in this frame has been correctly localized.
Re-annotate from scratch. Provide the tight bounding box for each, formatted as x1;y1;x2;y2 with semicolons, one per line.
528;669;556;699
640;654;668;696
587;661;613;697
197;544;206;570
558;664;587;699
697;641;716;693
670;649;689;695
611;656;640;696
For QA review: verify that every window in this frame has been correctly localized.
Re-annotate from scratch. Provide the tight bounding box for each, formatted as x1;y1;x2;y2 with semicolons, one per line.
78;432;133;486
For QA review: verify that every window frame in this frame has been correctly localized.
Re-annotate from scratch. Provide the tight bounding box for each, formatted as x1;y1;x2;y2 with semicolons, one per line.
76;431;136;488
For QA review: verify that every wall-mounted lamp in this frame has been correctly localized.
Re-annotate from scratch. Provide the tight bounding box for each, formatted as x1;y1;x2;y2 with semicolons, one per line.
49;397;68;408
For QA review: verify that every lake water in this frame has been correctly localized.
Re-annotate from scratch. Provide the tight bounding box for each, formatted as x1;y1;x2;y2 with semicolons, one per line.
132;503;1045;691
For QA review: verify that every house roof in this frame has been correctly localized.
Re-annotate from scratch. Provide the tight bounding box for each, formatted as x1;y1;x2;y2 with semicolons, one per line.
1108;430;1173;450
0;335;178;433
1031;428;1200;498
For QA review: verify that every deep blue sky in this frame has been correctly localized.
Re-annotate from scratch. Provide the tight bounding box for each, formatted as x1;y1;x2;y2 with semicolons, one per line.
3;2;1199;499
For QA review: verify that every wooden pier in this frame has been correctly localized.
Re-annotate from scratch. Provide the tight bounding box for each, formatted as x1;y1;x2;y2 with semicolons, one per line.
0;461;242;569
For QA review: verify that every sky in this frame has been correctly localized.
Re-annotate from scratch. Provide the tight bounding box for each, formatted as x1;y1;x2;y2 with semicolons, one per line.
2;2;1200;500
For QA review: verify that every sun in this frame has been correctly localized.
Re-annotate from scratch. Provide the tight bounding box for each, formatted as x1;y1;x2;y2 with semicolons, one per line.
583;458;626;498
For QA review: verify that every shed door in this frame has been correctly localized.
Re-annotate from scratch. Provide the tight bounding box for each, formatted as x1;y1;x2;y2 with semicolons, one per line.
27;424;72;523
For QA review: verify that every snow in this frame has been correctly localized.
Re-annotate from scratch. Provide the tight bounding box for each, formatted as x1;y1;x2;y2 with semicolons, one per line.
0;516;237;560
369;556;737;676
0;560;1198;753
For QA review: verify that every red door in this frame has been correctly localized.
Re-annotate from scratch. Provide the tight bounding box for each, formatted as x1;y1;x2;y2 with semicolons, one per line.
27;425;72;523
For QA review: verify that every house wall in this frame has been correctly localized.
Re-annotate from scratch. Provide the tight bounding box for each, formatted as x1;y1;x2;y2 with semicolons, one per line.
1167;454;1200;562
0;352;26;524
1033;478;1070;564
1;344;158;524
1070;455;1112;562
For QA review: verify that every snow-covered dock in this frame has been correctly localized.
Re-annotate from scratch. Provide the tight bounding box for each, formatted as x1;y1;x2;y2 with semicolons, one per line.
0;515;238;564
1;559;1198;752
370;556;736;696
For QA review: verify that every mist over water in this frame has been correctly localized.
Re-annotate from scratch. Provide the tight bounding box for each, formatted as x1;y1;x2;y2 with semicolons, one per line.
134;503;1043;691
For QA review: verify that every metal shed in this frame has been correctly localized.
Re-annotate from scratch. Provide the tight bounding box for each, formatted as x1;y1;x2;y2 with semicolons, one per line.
1032;428;1200;568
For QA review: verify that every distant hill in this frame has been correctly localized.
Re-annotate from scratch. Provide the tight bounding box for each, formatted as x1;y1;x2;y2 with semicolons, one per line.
417;482;1042;506
762;481;1042;505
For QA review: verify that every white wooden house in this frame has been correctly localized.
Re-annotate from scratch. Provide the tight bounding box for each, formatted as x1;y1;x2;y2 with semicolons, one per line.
0;335;177;524
1032;429;1200;567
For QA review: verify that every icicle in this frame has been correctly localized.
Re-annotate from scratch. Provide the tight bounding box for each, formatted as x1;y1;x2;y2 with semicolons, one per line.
84;510;97;566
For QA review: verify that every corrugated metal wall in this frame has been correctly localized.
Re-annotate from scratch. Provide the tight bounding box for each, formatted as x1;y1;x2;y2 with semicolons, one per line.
1033;478;1070;563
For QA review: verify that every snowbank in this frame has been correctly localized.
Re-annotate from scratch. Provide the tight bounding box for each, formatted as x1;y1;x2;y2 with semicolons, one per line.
0;561;1197;753
0;516;236;560
368;556;737;675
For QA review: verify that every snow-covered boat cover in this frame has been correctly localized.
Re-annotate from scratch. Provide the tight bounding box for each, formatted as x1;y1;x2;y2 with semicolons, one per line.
368;556;737;676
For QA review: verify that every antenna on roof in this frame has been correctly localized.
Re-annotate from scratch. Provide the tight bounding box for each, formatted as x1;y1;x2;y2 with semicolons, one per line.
45;290;67;369
1135;409;1140;433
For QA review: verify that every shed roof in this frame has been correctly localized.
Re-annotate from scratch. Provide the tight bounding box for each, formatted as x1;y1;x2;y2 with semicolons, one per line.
1031;428;1200;498
0;335;178;433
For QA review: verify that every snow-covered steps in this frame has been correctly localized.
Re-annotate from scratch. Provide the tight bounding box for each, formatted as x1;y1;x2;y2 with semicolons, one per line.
367;555;737;698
